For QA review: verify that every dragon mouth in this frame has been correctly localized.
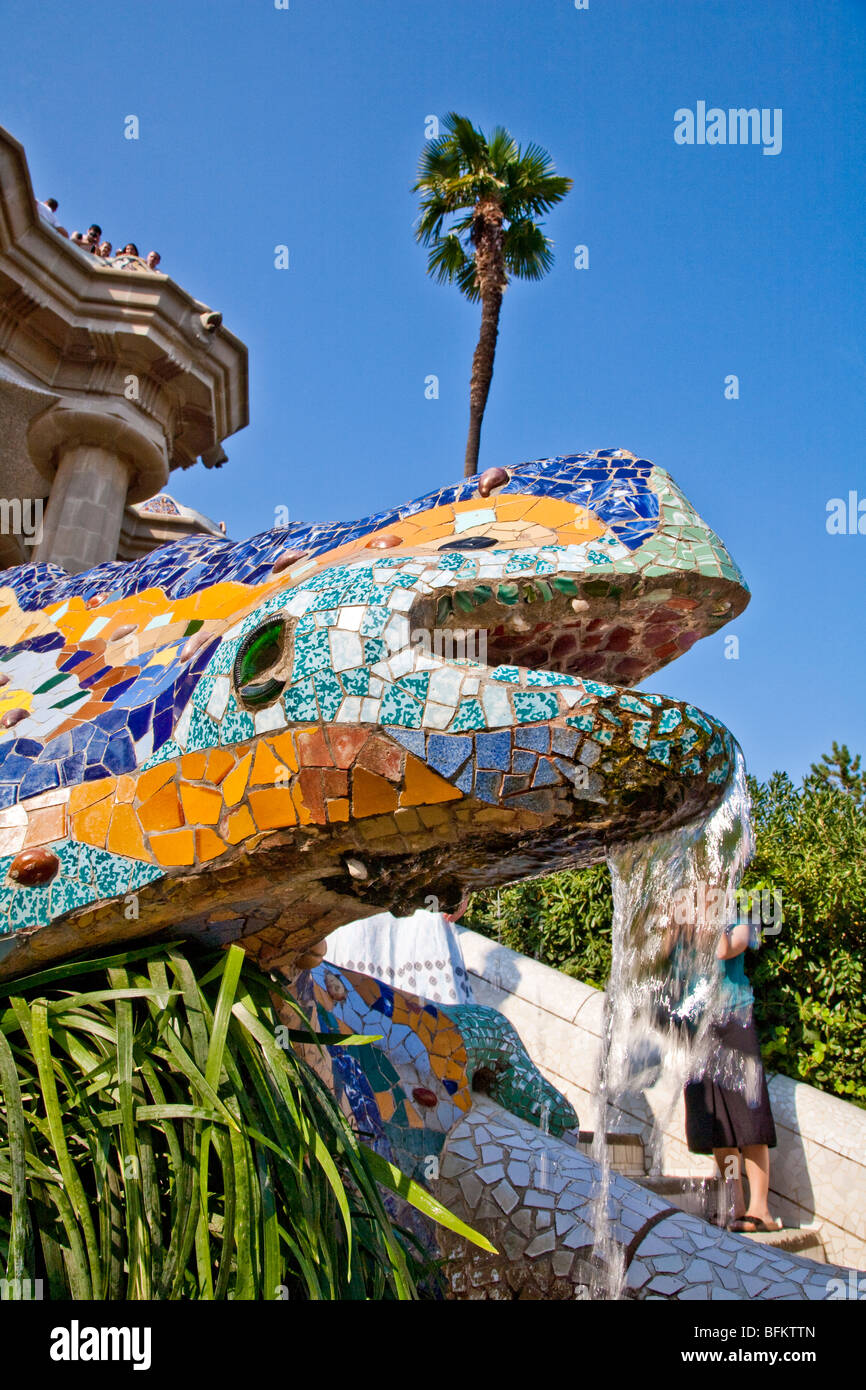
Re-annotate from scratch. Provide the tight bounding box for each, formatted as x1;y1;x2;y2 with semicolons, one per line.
413;568;743;687
314;559;748;909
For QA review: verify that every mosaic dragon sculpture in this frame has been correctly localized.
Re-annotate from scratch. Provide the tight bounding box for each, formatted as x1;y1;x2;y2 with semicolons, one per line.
0;447;852;1297
0;449;743;976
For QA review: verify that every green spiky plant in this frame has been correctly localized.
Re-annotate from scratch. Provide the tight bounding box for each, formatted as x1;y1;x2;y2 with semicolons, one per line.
414;112;572;476
0;941;493;1299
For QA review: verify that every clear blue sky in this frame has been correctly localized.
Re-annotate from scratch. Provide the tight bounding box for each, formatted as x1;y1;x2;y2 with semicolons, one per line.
4;0;864;783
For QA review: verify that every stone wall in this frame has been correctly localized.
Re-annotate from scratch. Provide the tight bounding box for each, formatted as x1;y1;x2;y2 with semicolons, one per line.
456;925;866;1268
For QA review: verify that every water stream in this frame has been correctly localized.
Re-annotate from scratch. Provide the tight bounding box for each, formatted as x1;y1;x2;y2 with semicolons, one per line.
588;747;755;1297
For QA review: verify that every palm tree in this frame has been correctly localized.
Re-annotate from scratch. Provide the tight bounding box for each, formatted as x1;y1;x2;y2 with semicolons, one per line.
414;113;572;477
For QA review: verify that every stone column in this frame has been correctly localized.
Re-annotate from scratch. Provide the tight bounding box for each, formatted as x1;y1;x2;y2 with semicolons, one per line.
35;444;131;573
28;401;168;574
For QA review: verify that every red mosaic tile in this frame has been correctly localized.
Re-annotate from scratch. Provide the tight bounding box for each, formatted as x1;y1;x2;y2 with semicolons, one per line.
297;768;325;822
606;627;633;652
321;768;349;798
296;727;333;768
327;726;368;769
356;736;404;782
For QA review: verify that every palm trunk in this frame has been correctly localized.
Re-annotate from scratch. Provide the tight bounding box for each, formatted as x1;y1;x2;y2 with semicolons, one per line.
464;286;503;477
464;198;506;478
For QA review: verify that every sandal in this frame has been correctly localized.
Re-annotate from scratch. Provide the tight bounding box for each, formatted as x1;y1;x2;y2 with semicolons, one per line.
728;1215;783;1233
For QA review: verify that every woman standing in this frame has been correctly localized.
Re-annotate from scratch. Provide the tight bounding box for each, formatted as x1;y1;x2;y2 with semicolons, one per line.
683;918;782;1233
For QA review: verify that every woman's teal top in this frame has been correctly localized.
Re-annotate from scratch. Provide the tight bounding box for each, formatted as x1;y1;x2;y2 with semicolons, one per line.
666;922;759;1026
717;946;755;1022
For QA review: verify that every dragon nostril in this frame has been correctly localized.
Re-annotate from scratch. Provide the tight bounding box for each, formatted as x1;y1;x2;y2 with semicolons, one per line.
439;536;497;551
412;1087;437;1109
471;1066;497;1095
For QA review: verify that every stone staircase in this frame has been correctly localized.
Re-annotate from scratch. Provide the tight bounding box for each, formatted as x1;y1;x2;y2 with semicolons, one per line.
571;1129;828;1262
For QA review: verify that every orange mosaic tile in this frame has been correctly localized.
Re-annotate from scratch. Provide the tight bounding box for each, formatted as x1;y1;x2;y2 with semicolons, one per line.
353;766;399;816
180;752;208;780
115;774;136;804
224;805;256;845
269;731;300;773
250;742;287;787
179;783;222;825
150;828;196;867
68;778;113;814
72;796;112;849
196;828;226;863
400;755;463;808
136;762;176;803
290;781;312;825
247;787;298;831
206;749;235;784
107;804;147;861
221;751;252;807
139;783;184;833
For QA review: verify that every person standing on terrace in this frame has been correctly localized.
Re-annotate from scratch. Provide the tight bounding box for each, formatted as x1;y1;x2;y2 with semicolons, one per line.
681;917;781;1233
38;197;69;237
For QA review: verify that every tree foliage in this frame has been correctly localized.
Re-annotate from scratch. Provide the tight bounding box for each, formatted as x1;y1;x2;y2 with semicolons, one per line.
414;112;571;475
467;750;866;1107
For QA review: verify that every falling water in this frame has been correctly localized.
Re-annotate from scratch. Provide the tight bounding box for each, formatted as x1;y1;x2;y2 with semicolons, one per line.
589;746;755;1298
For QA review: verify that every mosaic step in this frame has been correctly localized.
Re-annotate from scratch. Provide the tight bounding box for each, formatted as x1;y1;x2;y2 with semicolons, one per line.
573;1130;648;1178
635;1178;828;1260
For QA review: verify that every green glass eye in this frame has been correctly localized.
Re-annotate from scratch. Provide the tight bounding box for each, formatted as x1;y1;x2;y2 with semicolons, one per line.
234;619;287;708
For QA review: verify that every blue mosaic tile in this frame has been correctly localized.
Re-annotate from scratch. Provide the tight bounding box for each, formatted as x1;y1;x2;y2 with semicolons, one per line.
426;734;472;778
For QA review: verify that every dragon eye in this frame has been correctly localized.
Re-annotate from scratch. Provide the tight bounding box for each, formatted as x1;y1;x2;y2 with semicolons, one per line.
234;618;288;709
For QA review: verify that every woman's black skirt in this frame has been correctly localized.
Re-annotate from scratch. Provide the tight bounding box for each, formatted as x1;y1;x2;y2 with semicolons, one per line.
684;1015;777;1153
